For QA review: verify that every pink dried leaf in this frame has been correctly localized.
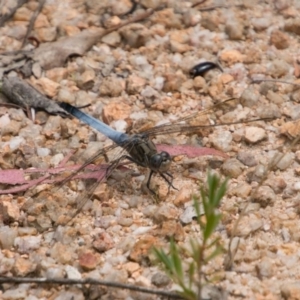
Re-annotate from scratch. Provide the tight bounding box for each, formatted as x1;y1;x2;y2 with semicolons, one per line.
157;144;228;159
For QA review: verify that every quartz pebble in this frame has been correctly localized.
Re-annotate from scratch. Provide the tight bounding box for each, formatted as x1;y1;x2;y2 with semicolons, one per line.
221;158;244;178
270;30;290;49
244;127;266;144
252;186;276;207
237;151;257;167
151;272;171;287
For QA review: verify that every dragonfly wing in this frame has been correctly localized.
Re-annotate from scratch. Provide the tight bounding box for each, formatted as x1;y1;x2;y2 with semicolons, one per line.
140;98;273;138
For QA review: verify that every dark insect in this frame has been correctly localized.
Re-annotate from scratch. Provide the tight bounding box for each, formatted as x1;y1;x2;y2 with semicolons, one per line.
189;61;223;78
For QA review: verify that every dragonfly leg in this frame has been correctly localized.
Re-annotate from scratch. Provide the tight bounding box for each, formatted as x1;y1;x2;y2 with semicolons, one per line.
146;170;157;195
159;172;178;192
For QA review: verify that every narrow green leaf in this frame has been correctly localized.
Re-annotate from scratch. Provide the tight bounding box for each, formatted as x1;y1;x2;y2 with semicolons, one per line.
204;246;224;263
170;239;184;280
187;261;196;288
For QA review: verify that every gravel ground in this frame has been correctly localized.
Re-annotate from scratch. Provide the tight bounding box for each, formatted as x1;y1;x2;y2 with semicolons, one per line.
1;0;300;299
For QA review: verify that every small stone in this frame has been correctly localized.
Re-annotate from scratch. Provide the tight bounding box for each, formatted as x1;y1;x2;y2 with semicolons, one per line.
0;200;20;222
159;220;185;241
1;120;22;136
129;235;160;263
252;17;271;31
34;77;60;98
35;27;57;42
266;90;284;104
219;49;245;65
101;31;121;47
169;30;191;53
163;73;185;92
50;242;73;264
180;205;198;224
99;77;124;97
193;76;207;90
153;204;179;223
123;262;140;275
0;226;17;249
256;258;274;278
153;8;182;29
291;89;300;103
140;0;161;9
14;257;37;276
259;82;278;95
281;282;300;300
2;286;27;300
221;158;244;178
256;103;281;119
229;183;252;198
244;127;266;144
173;188;192;206
34;13;50;28
76;69;95;90
237;151;257;167
266;177;287;194
268;59;290;78
6;136;26;152
118;217;133;227
135;275;151;287
276;153;294;170
126;75;146;94
79;251;101;270
13;7;32;21
252;186;276;207
225;21;244;40
37;147;51;157
120;24;150;48
57;88;75;103
93;232;114;253
233;215;263;237
65;265;82;279
60;24;81;36
183;8;201;27
111;0;132;15
0;114;10;127
46;267;65;279
42;116;61;139
284;18;300;35
102;15;121;28
0;255;14;275
50;153;64;167
201;14;221;31
151;272;171;287
52;290;84;300
270;30;290;49
142;205;157;218
45;68;68;82
210;131;232;152
102;102;131;124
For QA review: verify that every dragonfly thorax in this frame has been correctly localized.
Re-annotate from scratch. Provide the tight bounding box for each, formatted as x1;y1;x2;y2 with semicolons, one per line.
149;151;172;172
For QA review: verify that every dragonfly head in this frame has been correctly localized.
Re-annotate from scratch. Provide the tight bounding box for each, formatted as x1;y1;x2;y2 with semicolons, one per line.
149;151;172;172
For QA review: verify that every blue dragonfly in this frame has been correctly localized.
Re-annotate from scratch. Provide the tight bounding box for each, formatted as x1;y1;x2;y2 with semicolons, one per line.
56;99;272;225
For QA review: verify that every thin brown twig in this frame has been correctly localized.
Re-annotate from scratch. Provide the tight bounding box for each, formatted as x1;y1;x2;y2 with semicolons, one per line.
191;0;209;8
0;277;184;299
22;0;46;47
198;4;244;11
251;78;300;88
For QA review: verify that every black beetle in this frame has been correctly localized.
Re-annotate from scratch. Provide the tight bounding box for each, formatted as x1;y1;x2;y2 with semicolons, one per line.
189;61;223;78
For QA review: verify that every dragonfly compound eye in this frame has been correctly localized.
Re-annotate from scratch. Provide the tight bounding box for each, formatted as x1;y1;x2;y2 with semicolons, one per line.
150;152;172;172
